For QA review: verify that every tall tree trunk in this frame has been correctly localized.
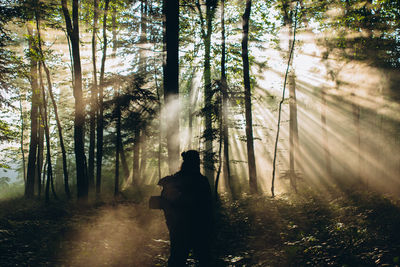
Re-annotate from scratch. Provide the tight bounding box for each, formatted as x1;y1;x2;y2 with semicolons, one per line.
153;49;162;180
25;23;39;199
115;94;121;196
37;104;44;197
288;19;298;192
196;0;216;188
61;0;88;200
163;0;180;173
111;3;117;57
242;0;257;194
96;0;110;195
19;95;26;183
139;0;148;72
89;0;99;193
221;0;231;194
38;62;56;202
36;12;71;199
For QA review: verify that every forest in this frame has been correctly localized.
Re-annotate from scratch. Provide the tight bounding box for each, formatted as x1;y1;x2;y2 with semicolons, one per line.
0;0;399;266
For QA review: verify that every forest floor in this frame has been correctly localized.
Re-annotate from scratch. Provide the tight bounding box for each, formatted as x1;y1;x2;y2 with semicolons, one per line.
0;186;399;267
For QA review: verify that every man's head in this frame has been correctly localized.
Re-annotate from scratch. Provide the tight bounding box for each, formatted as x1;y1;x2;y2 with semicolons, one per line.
181;150;200;172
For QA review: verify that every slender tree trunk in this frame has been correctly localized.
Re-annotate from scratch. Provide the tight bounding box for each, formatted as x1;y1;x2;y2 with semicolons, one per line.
111;4;117;57
288;21;298;192
196;1;216;188
139;0;148;72
115;94;121;196
39;63;56;202
163;0;180;173
153;49;162;180
89;0;99;192
221;0;231;193
19;95;26;183
25;23;39;199
242;0;257;194
61;0;88;200
96;0;110;195
36;14;71;199
37;104;44;197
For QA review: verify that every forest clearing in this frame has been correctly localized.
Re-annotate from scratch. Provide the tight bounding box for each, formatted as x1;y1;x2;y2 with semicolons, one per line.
0;0;399;266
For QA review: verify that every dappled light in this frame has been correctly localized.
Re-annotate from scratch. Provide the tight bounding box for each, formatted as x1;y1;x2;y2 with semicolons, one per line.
0;0;399;265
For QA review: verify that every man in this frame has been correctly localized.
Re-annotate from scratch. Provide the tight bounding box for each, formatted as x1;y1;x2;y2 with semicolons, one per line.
158;150;214;267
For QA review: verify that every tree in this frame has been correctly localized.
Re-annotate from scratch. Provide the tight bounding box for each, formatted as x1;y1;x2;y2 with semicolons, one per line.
163;0;180;173
61;0;88;200
25;22;40;199
195;0;217;189
242;0;257;194
96;0;110;195
89;0;99;192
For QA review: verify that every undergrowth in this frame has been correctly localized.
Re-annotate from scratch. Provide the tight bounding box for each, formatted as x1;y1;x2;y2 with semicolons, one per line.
0;187;399;266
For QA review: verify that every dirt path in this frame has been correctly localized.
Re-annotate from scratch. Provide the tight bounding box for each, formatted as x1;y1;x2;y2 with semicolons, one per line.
56;203;170;266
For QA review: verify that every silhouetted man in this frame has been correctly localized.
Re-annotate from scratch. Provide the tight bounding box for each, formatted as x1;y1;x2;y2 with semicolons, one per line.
158;150;213;267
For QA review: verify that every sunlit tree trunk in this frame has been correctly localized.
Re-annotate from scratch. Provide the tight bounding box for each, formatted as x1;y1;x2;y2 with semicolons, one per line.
139;0;147;72
111;4;117;57
221;0;231;194
19;95;26;183
288;21;298;192
89;0;99;193
61;0;88;200
153;49;162;180
38;61;56;202
196;0;217;188
25;23;39;199
37;105;44;197
163;0;180;173
242;0;258;194
36;13;71;198
96;0;110;195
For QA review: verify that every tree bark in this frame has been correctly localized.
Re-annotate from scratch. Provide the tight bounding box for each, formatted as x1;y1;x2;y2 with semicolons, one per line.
288;19;298;192
221;0;231;194
196;0;217;188
61;0;88;200
96;0;110;195
111;4;117;57
19;94;26;183
163;0;180;173
242;0;258;194
89;0;99;192
115;93;121;196
25;23;39;199
36;12;71;199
